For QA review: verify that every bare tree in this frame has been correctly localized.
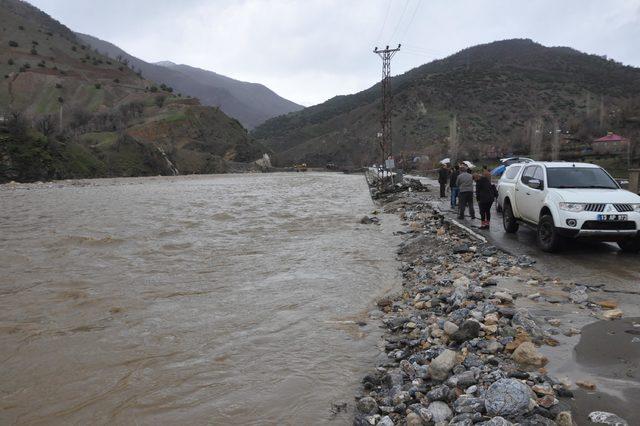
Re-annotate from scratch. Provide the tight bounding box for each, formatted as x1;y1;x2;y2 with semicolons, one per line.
35;114;56;136
448;114;459;163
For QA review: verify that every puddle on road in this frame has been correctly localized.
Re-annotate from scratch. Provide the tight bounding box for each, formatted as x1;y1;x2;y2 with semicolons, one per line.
569;318;640;425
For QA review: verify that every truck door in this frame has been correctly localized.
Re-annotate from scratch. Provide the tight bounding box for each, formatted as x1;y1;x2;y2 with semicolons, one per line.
515;165;545;222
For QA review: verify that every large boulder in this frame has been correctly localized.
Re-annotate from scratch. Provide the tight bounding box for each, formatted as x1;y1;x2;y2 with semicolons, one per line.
355;396;378;414
511;342;548;367
430;349;458;381
451;320;481;343
426;401;453;423
477;417;514;426
588;411;629;426
485;378;534;417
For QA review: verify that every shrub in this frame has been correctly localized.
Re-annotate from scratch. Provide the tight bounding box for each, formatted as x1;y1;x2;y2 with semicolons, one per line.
149;86;158;93
30;47;38;55
118;66;124;71
37;60;45;68
154;95;166;108
18;25;24;30
8;40;18;47
8;58;14;65
55;83;62;89
113;78;120;83
31;40;38;45
94;83;102;89
71;45;77;52
57;97;64;104
4;75;9;79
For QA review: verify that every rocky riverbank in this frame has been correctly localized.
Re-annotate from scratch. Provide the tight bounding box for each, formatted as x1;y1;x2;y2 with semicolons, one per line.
354;184;633;426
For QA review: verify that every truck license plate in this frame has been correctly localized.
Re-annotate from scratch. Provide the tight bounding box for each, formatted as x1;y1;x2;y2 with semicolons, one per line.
597;214;627;221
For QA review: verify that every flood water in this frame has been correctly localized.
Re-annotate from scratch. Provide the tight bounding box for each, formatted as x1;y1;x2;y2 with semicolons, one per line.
0;173;400;425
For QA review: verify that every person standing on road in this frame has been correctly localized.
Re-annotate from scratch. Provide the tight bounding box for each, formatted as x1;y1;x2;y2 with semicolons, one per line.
456;165;475;220
476;168;496;229
438;164;450;198
449;165;460;209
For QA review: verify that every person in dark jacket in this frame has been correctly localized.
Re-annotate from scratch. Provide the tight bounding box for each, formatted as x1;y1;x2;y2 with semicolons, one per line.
456;165;475;220
438;164;450;198
476;168;496;229
449;165;460;208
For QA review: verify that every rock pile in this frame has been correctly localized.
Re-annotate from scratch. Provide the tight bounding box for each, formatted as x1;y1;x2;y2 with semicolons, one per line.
367;175;430;200
354;190;581;426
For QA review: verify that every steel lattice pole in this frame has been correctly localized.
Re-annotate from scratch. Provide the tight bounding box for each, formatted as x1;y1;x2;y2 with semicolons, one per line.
374;45;400;166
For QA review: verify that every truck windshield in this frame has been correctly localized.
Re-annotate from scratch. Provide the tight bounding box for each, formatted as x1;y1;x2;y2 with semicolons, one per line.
546;167;619;189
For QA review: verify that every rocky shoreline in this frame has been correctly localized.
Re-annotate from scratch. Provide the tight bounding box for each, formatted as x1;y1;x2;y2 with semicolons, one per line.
353;183;631;426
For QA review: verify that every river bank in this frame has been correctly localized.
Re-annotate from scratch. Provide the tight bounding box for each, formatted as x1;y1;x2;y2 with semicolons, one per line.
354;180;637;425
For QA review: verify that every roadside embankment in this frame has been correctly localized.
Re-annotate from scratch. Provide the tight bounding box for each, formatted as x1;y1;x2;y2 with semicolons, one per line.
354;182;635;426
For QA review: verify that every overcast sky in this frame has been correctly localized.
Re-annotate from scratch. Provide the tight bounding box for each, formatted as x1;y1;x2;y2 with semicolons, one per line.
29;0;640;106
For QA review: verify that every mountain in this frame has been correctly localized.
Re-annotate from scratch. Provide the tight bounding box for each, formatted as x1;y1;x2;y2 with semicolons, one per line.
76;33;303;129
253;39;640;168
0;0;264;182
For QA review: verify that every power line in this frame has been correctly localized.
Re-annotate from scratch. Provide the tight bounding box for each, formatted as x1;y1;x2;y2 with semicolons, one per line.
388;0;411;43
398;0;422;43
375;0;393;43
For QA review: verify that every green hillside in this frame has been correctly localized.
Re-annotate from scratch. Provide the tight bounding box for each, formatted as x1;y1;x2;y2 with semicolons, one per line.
253;39;640;168
0;0;263;182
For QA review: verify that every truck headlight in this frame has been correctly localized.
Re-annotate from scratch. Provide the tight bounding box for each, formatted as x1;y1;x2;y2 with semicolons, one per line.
633;204;640;213
559;202;585;212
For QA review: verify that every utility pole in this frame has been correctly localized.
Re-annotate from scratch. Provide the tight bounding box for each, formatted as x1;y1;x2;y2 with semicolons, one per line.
373;44;400;166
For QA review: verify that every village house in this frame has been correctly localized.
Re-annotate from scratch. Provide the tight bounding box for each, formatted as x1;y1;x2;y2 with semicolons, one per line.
592;132;629;154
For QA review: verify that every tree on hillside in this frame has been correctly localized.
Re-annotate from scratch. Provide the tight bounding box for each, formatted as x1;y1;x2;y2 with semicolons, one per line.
154;95;166;108
6;112;27;138
35;115;56;136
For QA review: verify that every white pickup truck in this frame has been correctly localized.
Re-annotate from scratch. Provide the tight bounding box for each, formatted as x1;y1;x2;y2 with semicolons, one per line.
497;161;640;252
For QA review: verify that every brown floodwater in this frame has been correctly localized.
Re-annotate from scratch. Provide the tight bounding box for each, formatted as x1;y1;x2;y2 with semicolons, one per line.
0;173;400;425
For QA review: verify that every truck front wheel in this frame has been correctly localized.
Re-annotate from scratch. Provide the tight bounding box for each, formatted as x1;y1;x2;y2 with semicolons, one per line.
618;238;640;253
537;215;562;252
502;202;519;233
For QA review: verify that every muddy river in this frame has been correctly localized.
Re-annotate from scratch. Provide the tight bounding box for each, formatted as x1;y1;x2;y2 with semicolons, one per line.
0;173;400;425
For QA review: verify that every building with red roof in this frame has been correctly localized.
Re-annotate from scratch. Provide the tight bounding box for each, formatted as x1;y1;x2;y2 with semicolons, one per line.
592;132;629;154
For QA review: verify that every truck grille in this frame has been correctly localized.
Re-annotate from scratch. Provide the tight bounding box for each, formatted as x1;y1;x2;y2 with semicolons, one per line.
584;204;605;212
614;204;634;212
581;221;636;231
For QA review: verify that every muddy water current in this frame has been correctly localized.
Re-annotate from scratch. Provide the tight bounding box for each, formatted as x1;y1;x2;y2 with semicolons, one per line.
0;173;400;425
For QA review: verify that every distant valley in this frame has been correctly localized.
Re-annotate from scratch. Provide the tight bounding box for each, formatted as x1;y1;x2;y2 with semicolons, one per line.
76;33;303;129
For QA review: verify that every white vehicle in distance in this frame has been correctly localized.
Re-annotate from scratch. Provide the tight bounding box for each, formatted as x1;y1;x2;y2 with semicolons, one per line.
498;161;640;252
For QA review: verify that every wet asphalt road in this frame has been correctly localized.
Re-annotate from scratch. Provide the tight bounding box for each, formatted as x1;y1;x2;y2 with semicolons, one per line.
415;176;640;313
